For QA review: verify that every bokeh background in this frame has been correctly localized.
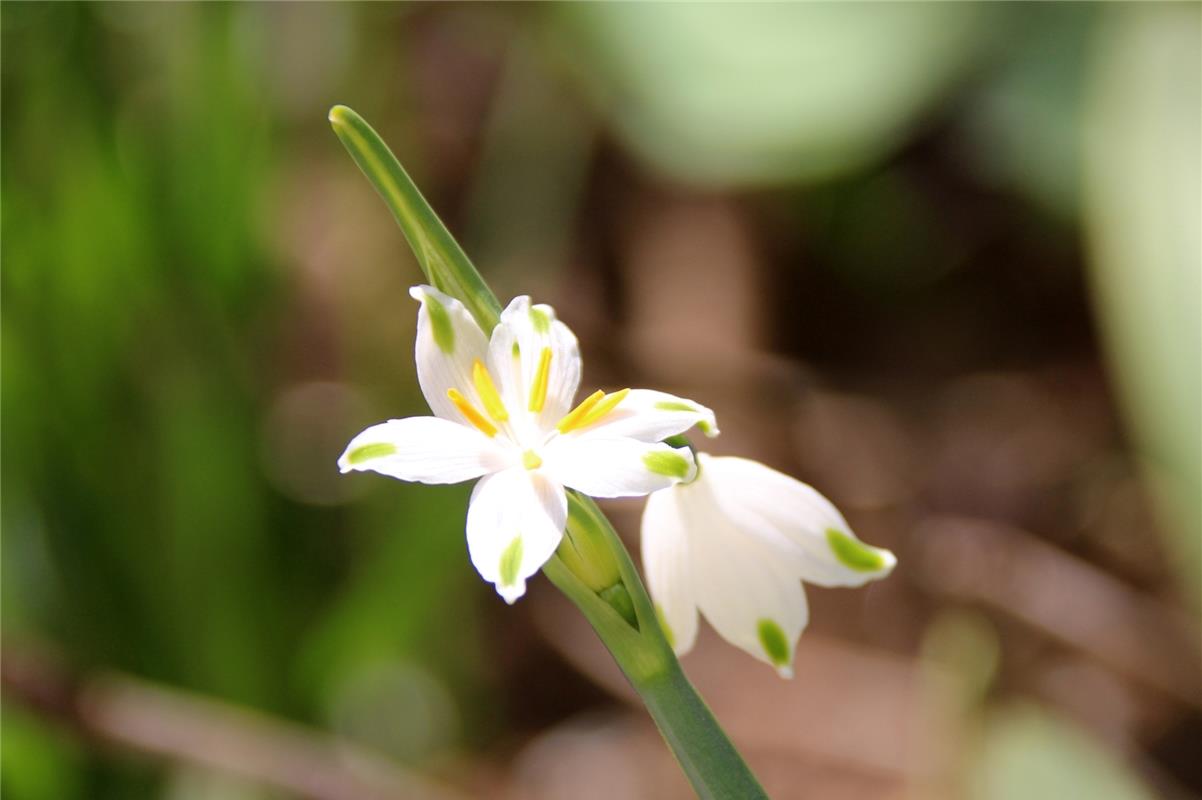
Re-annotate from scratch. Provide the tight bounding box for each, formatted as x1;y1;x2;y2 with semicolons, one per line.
3;3;1199;799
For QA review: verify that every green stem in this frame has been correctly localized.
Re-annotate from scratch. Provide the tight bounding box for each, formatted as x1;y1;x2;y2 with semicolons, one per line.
546;497;770;800
637;662;768;800
330;105;769;800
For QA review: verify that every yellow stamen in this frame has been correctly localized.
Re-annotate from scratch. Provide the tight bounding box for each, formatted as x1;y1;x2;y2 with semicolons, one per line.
578;388;630;428
447;388;497;437
556;390;605;433
522;449;543;470
528;346;553;413
472;359;508;422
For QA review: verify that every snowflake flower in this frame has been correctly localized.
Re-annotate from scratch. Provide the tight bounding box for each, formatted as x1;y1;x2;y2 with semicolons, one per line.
340;286;717;603
641;454;895;677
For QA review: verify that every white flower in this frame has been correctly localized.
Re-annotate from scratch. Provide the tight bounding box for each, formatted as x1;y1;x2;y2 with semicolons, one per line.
641;454;895;677
339;286;718;603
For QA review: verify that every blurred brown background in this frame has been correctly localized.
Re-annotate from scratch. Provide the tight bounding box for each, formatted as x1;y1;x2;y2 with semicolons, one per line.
3;3;1199;799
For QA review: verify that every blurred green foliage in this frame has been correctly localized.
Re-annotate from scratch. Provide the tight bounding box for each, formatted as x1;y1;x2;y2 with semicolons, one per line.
552;3;992;186
2;5;488;797
1083;2;1201;606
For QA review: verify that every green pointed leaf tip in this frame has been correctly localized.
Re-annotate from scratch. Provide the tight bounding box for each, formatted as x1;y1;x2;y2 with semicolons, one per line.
643;449;692;480
347;442;397;464
826;528;891;572
423;292;455;353
756;619;790;669
499;536;524;588
328;104;502;332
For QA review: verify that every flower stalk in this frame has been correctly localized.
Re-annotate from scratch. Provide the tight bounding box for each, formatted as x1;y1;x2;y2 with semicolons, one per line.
330;104;768;799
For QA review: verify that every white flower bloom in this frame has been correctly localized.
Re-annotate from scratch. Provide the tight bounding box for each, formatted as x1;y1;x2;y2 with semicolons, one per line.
641;454;895;677
340;286;718;603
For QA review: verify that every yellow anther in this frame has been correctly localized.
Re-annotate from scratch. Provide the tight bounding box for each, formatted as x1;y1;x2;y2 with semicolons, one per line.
472;359;508;422
447;388;498;437
522;450;543;470
556;390;605;433
528;346;553;413
578;388;630;428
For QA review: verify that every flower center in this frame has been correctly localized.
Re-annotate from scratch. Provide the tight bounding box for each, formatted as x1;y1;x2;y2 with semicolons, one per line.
446;356;632;442
522;449;543;470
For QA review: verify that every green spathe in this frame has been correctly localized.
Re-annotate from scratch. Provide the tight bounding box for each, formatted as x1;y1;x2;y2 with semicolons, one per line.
347;442;397;464
643;449;692;480
826;528;888;572
499;536;524;588
328;105;503;332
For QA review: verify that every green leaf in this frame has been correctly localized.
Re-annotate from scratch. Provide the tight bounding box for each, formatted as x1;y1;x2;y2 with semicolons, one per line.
1083;4;1201;605
328;105;503;332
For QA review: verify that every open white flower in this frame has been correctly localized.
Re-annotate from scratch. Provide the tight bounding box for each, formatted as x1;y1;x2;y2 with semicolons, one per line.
641;454;895;677
340;285;717;603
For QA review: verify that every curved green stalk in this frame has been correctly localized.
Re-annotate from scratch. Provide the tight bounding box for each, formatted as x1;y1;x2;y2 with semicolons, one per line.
328;105;502;332
329;106;769;800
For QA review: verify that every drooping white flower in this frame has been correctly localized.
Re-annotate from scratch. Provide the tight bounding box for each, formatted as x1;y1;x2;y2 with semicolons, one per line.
340;285;718;603
641;454;895;677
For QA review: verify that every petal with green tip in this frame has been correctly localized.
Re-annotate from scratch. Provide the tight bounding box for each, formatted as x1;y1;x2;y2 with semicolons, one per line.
466;468;567;604
642;487;699;655
410;285;491;425
701;455;896;587
338;416;506;484
541;438;697;498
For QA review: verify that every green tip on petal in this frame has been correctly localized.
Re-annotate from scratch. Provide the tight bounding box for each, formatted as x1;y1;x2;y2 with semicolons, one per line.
654;400;697;413
499;536;524;588
826;528;892;572
529;306;551;335
346;442;397;465
423;293;456;354
756;618;792;677
643;450;693;480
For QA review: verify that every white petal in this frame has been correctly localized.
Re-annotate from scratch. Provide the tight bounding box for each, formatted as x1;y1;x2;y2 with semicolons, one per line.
702;455;896;587
486;296;581;435
338;417;509;484
410;285;491;424
641;488;698;655
465;468;567;603
566;389;719;442
679;476;807;677
541;437;696;498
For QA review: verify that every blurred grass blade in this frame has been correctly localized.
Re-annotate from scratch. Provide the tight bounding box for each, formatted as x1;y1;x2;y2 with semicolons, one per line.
328;105;503;331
